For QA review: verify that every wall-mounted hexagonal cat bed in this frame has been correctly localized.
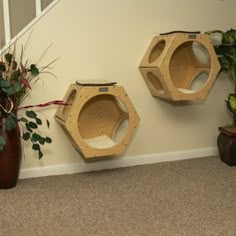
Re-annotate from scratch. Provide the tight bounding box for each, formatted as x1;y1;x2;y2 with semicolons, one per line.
54;81;140;158
139;32;221;101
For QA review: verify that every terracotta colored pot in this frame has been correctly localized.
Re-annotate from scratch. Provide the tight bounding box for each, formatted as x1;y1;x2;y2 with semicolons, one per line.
0;118;22;189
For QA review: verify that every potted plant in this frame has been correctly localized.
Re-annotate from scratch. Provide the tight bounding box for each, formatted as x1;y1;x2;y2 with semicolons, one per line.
206;28;236;166
0;45;62;188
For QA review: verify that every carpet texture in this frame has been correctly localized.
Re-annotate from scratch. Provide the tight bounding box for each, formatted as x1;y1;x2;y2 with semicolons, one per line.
0;156;235;236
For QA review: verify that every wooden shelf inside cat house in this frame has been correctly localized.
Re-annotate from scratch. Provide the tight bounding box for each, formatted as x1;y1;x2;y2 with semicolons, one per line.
139;32;220;101
54;81;140;158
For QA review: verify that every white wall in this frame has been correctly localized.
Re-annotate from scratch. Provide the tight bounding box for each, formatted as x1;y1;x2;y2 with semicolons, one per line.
15;0;236;171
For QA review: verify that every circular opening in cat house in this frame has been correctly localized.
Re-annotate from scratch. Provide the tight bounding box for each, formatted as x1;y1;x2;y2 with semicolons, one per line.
149;40;166;63
192;42;211;65
63;89;76;115
147;72;164;93
190;71;209;91
169;41;211;93
77;94;129;149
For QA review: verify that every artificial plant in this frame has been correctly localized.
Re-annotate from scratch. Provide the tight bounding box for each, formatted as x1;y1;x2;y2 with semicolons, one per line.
0;44;61;159
206;28;236;124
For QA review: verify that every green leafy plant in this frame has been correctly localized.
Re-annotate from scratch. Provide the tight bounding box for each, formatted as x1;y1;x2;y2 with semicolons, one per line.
206;29;236;124
20;110;52;159
0;44;58;159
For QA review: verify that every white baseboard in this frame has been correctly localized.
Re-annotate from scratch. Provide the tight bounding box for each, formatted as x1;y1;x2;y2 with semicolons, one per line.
19;147;219;179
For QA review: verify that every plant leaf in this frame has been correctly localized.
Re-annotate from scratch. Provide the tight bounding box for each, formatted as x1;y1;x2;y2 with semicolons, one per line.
11;70;20;80
4;115;16;131
45;137;52;143
0;80;11;88
23;132;30;141
5;53;12;64
39;137;45;145
30;64;39;76
19;117;28;123
228;94;236;110
35;118;42;125
32;143;40;151
226;28;236;41
26;110;37;118
46;119;50;128
3;82;22;96
28;122;38;129
38;150;43;159
19;77;31;89
26;123;33;133
32;133;40;142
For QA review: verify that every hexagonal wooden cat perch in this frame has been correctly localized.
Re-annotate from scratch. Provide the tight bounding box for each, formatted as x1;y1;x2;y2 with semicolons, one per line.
55;81;140;158
139;32;221;101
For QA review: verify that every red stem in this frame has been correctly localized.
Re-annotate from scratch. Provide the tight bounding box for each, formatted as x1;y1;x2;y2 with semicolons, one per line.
17;100;67;110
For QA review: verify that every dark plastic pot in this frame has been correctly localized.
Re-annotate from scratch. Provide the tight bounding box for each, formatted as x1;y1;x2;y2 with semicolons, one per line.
217;127;236;166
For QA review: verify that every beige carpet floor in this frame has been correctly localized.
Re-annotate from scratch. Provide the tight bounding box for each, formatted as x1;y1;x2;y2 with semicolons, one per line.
0;156;235;236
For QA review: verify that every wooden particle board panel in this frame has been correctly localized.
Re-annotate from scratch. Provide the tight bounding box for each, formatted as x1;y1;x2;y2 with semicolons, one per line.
55;82;140;158
139;32;220;101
